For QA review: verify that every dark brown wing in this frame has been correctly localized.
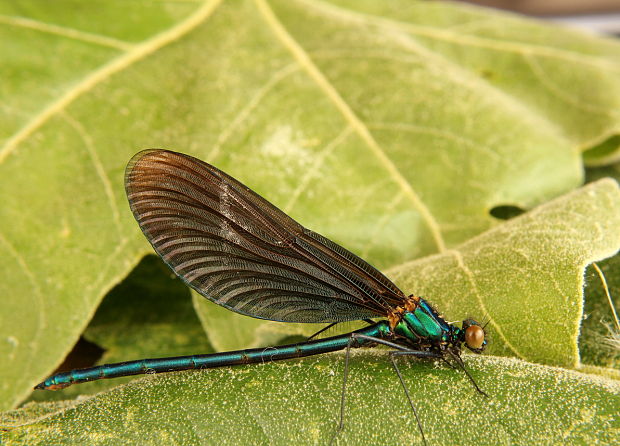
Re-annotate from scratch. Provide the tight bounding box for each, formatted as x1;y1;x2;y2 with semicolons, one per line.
125;149;406;323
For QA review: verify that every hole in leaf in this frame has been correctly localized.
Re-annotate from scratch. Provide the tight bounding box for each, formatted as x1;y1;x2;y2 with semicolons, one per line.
585;164;620;184
479;68;494;79
583;134;620;163
490;204;525;220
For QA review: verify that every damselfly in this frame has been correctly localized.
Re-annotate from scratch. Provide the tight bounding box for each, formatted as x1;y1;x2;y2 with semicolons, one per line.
36;150;488;443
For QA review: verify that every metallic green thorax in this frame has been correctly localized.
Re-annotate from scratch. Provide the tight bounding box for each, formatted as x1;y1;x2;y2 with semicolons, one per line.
394;299;454;344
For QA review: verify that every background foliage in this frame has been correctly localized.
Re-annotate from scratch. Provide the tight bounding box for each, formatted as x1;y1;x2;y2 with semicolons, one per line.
1;0;619;444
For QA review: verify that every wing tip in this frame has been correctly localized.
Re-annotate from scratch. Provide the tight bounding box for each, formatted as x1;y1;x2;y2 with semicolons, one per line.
125;149;170;187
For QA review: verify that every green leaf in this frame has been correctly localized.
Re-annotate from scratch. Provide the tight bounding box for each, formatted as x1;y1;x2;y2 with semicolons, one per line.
2;354;619;445
199;180;620;368
26;255;214;403
1;0;620;413
389;179;620;367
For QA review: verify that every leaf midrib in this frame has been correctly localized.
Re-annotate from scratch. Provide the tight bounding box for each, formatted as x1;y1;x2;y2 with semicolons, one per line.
255;0;446;254
0;0;223;164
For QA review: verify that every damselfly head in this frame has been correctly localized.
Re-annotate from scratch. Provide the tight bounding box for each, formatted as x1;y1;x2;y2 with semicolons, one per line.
461;319;487;353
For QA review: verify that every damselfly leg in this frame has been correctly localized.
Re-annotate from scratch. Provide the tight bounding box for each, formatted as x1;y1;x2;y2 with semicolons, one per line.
330;333;440;445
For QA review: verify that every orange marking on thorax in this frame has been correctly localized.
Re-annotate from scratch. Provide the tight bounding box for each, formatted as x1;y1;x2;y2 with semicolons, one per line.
388;296;421;330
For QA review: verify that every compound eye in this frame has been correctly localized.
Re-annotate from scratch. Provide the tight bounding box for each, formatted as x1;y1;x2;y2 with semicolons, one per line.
465;325;485;350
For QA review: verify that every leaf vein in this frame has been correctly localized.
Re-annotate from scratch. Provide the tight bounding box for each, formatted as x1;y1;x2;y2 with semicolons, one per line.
368;122;506;164
447;248;525;360
524;53;619;117
0;231;46;389
207;63;300;162
283;125;353;213
60;111;123;238
0;0;223;164
360;190;405;258
299;0;568;143
301;0;620;72
0;14;133;51
255;0;446;253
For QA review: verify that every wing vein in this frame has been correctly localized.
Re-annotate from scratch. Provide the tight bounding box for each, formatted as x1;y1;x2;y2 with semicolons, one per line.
125;150;406;323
